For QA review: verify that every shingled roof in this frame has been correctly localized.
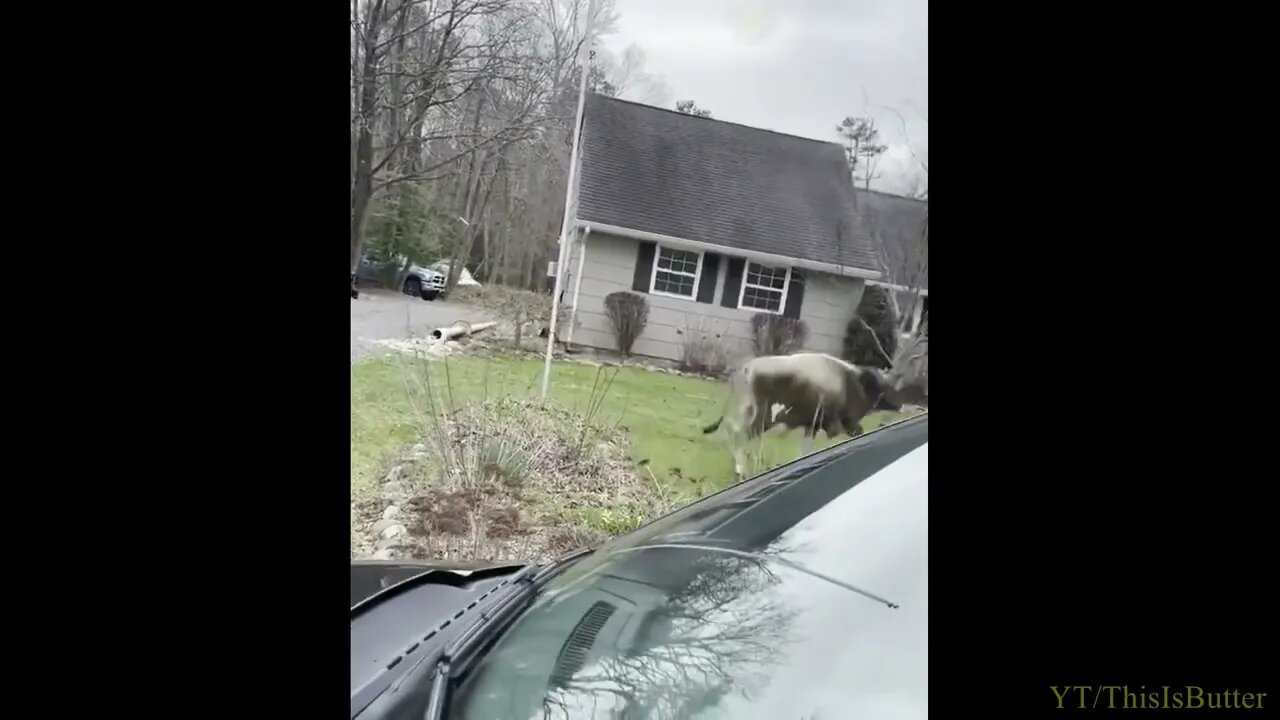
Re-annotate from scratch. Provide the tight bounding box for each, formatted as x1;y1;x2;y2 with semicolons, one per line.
575;94;882;276
855;188;928;291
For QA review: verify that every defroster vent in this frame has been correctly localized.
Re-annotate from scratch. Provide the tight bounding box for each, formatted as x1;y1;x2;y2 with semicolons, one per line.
548;601;617;688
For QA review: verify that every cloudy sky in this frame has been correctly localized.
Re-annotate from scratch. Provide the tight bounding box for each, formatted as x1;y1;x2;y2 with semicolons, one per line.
596;0;927;195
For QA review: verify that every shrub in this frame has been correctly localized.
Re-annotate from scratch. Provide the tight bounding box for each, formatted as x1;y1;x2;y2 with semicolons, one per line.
750;314;808;356
455;284;552;347
604;292;649;356
351;358;668;563
843;285;898;368
678;316;730;376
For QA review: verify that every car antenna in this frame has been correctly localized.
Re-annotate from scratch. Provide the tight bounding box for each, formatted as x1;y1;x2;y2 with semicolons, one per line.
611;543;900;609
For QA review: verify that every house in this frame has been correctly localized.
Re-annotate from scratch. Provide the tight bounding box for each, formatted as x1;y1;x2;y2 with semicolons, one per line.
558;93;886;363
854;188;929;335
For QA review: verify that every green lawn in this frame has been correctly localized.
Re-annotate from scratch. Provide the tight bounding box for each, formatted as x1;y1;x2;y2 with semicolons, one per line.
351;352;911;504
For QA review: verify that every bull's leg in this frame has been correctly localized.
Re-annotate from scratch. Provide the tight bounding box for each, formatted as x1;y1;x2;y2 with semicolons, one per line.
797;403;824;459
732;442;748;479
730;399;760;479
798;430;814;458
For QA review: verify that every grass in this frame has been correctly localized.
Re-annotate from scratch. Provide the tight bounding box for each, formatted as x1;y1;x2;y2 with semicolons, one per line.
352;352;915;508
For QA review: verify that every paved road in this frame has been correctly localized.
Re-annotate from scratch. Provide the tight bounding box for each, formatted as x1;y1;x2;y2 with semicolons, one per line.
351;289;488;362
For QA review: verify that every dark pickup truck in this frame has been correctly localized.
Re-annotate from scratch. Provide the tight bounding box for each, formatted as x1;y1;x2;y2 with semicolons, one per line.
354;255;447;300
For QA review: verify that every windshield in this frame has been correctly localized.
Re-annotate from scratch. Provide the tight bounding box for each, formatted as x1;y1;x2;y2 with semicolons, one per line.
448;418;928;719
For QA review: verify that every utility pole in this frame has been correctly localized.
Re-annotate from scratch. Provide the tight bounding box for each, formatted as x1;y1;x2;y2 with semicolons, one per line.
540;0;598;401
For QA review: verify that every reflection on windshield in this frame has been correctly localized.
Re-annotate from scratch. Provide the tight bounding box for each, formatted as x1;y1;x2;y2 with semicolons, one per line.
611;543;899;608
451;423;929;720
458;549;799;720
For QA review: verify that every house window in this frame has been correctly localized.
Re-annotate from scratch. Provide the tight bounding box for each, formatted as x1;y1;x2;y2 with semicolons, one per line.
738;261;791;313
650;245;702;298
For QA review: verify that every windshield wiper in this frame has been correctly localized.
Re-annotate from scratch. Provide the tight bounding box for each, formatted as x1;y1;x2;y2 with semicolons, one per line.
534;545;597;583
423;547;598;720
351;564;526;618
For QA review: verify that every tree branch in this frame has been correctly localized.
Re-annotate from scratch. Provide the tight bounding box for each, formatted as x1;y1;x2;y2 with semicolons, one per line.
850;315;894;366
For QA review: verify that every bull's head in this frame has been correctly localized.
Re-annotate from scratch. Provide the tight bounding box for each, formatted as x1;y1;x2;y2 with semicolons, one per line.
869;368;929;411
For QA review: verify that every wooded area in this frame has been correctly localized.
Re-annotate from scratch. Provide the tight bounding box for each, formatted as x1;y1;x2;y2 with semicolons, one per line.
351;0;649;294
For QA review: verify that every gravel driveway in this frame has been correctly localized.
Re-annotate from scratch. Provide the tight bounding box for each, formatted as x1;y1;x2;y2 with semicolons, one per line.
351;289;490;362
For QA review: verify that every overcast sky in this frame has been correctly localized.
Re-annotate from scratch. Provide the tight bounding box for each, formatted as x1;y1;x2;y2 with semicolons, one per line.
597;0;927;195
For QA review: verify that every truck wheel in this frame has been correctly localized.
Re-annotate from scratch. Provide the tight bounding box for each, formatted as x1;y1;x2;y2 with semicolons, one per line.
403;277;422;297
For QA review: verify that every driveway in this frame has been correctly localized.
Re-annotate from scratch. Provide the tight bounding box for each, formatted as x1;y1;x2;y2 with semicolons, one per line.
351;289;489;362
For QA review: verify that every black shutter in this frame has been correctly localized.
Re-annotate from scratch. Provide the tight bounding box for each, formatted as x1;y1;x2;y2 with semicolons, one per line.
696;253;721;303
721;257;745;308
783;269;806;319
632;241;656;292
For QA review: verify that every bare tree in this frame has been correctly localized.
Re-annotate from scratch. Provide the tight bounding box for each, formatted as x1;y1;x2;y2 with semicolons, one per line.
350;0;593;275
675;99;712;118
867;183;927;385
350;0;686;296
900;170;928;200
836;116;887;190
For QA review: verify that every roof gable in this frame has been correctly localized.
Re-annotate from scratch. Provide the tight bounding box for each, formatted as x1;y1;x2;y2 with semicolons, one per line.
575;94;881;274
855;189;928;291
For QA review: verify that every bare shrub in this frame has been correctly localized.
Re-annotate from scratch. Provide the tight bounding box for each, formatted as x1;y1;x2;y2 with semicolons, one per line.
750;314;808;356
352;357;666;563
892;319;928;404
604;292;649;356
677;315;731;377
455;284;552;348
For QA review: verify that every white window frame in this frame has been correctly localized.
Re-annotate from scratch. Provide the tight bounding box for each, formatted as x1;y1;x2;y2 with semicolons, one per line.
648;244;704;300
737;260;792;315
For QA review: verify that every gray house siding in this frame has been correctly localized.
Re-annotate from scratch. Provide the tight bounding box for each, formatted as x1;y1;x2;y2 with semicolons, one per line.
565;231;865;362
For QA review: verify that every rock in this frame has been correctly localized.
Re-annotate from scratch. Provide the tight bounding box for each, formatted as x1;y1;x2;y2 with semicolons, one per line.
382;505;401;520
379;523;408;541
411;443;427;455
371;518;405;536
372;547;396;560
384;465;403;484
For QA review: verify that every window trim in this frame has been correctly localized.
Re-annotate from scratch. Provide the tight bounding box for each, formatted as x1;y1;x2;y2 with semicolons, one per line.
737;260;792;315
648;244;705;300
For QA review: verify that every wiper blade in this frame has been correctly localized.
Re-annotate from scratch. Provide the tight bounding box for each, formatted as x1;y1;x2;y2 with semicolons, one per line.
423;546;598;720
425;565;540;720
534;545;597;583
350;563;525;618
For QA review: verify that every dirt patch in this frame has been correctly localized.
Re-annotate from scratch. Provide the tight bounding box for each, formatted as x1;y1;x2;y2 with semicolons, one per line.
352;397;663;563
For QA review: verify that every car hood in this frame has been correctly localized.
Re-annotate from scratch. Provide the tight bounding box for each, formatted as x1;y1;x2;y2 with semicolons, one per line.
452;436;929;720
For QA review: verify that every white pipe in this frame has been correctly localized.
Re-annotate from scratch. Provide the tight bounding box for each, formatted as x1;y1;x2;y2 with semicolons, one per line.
541;0;598;402
565;226;591;347
431;320;498;341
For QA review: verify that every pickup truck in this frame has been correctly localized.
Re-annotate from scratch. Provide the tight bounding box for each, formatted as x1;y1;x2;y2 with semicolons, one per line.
356;255;447;301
